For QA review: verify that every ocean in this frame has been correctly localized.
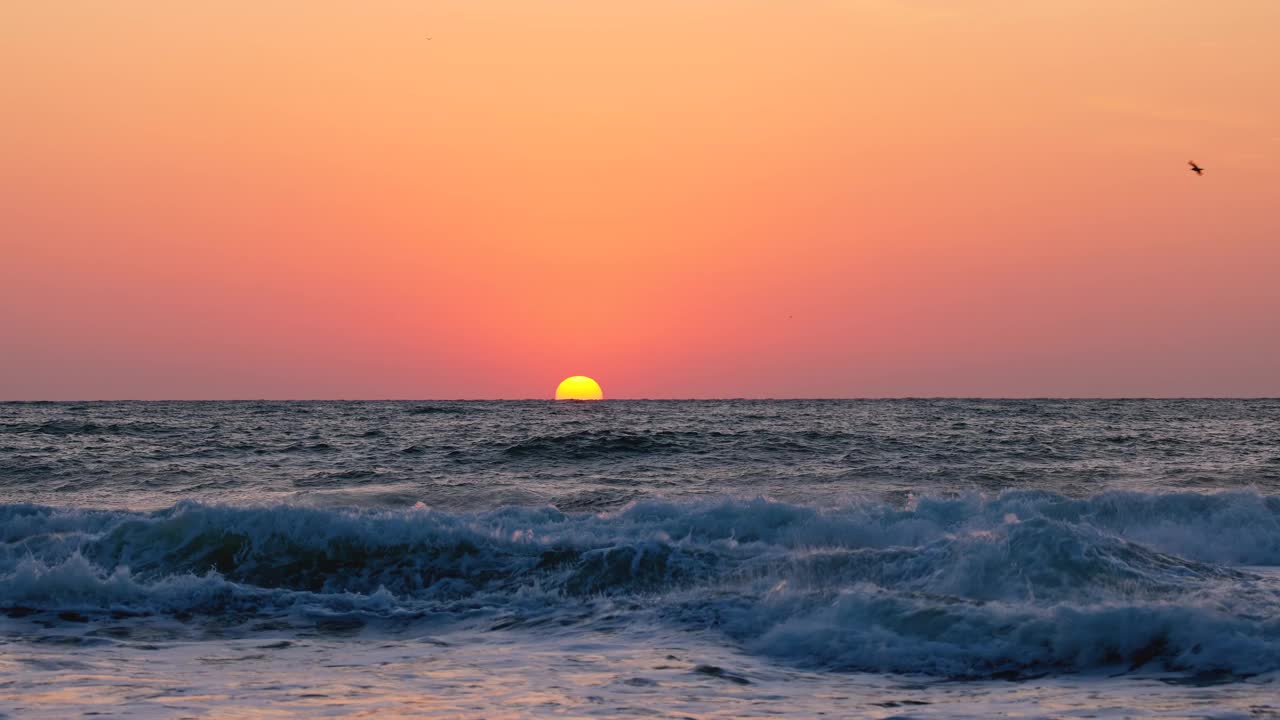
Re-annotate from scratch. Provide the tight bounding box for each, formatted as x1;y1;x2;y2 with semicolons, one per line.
2;399;1279;718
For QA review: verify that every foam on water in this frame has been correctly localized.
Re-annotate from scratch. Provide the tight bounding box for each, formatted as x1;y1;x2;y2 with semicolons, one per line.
5;400;1280;716
5;491;1280;678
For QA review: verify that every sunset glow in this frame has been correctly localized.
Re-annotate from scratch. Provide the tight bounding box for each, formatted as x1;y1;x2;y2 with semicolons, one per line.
2;1;1277;399
3;3;1280;712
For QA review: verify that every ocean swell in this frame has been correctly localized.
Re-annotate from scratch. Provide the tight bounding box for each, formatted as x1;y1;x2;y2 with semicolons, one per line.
3;490;1280;677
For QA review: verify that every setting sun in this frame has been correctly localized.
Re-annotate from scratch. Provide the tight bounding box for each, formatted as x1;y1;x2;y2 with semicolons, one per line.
555;376;603;401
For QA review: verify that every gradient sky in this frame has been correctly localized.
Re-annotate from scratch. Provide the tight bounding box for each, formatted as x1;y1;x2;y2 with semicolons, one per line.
2;1;1278;399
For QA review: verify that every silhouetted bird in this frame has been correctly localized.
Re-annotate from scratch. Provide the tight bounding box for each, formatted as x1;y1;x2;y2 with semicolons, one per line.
1188;161;1204;176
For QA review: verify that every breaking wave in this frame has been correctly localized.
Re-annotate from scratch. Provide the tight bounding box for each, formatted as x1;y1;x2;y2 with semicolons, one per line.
3;490;1280;677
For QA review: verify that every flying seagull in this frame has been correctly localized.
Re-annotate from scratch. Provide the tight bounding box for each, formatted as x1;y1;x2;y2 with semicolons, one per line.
1188;161;1204;176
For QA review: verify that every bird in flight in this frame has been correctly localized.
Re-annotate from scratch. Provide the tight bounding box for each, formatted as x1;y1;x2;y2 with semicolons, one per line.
1188;161;1204;176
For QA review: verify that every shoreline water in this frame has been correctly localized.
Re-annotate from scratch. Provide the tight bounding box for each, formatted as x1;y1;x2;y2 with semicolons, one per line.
4;400;1279;716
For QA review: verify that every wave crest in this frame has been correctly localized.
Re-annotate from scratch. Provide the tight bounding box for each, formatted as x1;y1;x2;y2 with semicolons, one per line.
4;490;1280;676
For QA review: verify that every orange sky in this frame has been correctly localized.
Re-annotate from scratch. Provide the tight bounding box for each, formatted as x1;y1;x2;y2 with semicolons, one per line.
2;1;1278;399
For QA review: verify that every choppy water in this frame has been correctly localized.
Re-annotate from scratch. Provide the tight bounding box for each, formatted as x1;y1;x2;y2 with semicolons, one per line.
3;400;1280;718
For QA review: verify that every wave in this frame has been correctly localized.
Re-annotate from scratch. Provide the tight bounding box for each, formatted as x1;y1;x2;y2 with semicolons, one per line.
502;430;705;459
3;490;1280;677
500;428;861;461
405;405;468;416
0;420;178;437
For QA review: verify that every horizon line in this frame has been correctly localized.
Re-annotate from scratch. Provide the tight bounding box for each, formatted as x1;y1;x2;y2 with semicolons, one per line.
3;396;1278;403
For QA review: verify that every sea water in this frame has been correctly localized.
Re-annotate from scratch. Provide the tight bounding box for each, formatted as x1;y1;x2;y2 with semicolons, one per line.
2;400;1279;718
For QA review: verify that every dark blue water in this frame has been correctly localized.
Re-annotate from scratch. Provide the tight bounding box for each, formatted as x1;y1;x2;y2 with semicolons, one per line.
3;400;1280;717
4;399;1278;510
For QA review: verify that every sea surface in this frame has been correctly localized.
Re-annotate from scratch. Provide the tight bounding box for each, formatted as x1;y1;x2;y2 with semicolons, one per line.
2;399;1280;718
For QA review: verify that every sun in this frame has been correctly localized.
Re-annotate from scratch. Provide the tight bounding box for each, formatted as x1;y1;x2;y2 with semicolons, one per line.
555;376;603;401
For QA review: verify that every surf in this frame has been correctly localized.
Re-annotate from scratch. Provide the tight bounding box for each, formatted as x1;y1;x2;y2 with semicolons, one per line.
4;490;1280;677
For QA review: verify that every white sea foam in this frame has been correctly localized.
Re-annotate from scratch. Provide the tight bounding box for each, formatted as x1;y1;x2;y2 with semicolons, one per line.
4;491;1280;677
4;398;1280;716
